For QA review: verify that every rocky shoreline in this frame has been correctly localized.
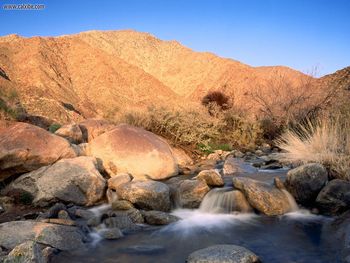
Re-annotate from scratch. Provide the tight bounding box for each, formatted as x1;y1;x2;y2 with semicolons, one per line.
0;119;349;263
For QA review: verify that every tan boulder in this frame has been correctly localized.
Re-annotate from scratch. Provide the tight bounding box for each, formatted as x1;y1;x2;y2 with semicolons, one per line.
233;177;293;216
78;118;115;142
195;169;224;186
0;122;77;181
89;124;178;180
55;123;83;144
6;156;106;207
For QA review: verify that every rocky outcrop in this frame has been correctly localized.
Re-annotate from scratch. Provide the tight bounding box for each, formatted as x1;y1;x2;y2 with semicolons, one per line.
89;124;178;179
78;119;115;142
0;221;85;251
285;163;328;206
7;157;106;207
232;177;293;216
195;169;224;186
115;180;171;211
316;179;350;215
55;124;83;144
187;244;260;263
177;179;210;208
0;122;77;181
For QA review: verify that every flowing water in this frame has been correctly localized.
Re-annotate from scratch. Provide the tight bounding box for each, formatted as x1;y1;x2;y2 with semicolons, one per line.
53;161;338;263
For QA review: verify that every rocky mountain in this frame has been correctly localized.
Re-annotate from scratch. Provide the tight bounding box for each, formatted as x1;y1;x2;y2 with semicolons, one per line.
0;30;334;124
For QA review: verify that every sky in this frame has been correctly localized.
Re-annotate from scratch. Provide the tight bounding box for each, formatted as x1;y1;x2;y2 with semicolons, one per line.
0;0;349;76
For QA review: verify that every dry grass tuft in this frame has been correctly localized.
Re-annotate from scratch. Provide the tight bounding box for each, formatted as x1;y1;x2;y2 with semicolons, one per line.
277;117;350;180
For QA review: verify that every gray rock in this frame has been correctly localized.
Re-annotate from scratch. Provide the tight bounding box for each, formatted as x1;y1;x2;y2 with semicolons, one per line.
4;241;54;263
177;179;210;209
187;244;260;263
316;179;350;215
116;180;171;211
35;224;85;251
285;163;328;206
7;157;106;207
223;156;242;176
233;177;293;216
0;221;85;251
141;210;179;225
103;214;139;230
195;169;224;187
98;228;123;240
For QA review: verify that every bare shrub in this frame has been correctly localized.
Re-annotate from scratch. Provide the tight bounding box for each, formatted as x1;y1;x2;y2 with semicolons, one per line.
202;91;231;115
277;117;350;180
250;72;338;138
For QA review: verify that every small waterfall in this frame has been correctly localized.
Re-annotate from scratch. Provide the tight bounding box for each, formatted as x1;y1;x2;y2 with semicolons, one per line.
199;188;252;214
282;189;299;212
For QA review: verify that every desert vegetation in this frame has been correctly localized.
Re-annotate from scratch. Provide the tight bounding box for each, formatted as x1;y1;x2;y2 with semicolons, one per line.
114;103;262;153
277;114;350;181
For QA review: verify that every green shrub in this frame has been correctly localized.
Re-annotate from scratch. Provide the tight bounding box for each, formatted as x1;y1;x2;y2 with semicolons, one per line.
48;123;61;133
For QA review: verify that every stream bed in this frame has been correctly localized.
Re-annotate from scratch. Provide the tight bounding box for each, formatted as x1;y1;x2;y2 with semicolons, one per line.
53;161;339;263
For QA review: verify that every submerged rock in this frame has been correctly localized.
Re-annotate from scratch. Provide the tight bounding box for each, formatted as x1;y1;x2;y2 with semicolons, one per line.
0;122;77;181
316;179;350;215
232;177;293;216
141;210;179;225
98;228;123;240
195;169;224;187
322;211;350;263
7;156;106;207
115;180;171;211
89;124;178;179
285;163;328;206
187;244;260;263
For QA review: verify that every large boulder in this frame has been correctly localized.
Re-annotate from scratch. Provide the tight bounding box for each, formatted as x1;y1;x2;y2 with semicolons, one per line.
6;156;106;207
0;122;77;181
285;163;328;206
232;177;293;216
177;179;210;208
0;221;85;251
89;124;178;179
195;169;224;187
55;124;83;144
78;118;115;142
115;180;171;211
187;244;260;263
316;179;350;215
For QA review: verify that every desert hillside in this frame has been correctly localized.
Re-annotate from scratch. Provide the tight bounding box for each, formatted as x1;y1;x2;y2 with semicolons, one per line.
0;30;332;124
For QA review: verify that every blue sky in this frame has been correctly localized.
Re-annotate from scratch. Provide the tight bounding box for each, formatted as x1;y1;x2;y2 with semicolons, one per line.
0;0;349;76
